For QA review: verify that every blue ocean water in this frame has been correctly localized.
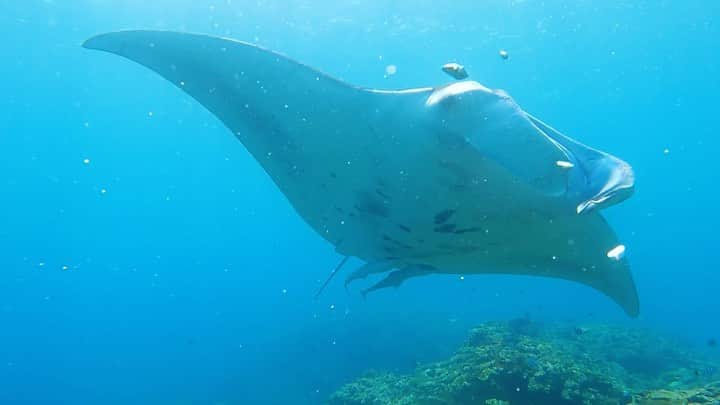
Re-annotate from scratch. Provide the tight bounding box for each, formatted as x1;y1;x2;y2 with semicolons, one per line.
1;0;718;403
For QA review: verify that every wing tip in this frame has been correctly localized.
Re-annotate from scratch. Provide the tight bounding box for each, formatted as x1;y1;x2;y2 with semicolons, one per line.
81;34;104;50
82;31;130;52
82;30;154;52
622;291;640;318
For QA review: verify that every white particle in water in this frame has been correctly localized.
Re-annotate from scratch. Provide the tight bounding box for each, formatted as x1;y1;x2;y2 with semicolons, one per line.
83;158;90;165
385;64;397;76
282;288;288;294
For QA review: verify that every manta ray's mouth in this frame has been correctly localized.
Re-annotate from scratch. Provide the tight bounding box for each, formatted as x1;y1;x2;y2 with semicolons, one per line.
522;113;636;214
575;158;635;214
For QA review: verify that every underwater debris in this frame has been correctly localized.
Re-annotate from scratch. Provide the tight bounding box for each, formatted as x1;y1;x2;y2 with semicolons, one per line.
499;49;509;60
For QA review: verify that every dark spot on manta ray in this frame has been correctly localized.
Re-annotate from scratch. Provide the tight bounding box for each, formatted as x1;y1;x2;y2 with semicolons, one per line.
383;246;397;254
453;226;483;234
434;209;456;224
382;234;413;249
329;172;337;178
434;223;457;233
355;193;390;218
435;244;485;254
397;224;412;233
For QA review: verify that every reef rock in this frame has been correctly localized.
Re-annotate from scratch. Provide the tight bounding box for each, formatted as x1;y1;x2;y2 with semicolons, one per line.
329;320;720;405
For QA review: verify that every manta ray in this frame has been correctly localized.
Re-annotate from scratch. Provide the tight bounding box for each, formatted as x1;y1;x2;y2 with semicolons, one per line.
84;30;639;316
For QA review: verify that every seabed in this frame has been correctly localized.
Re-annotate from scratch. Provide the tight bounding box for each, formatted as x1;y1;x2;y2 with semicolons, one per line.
328;320;720;405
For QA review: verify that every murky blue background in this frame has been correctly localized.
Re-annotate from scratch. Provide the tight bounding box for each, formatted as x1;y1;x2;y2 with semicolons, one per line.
1;1;718;403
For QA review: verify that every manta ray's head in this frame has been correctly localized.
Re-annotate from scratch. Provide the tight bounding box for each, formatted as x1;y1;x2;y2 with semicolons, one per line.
425;81;582;198
425;80;635;214
570;153;635;214
425;80;516;119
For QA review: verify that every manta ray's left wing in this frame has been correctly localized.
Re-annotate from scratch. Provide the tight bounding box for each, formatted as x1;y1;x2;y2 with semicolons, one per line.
84;30;433;259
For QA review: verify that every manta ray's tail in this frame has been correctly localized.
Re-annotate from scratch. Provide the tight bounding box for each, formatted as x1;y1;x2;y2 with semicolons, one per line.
314;256;349;300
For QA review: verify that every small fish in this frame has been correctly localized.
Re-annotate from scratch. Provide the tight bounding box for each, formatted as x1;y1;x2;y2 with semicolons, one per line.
441;63;469;80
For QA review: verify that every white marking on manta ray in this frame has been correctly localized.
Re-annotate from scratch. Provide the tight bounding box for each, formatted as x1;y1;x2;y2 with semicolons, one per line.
83;30;639;317
607;245;626;261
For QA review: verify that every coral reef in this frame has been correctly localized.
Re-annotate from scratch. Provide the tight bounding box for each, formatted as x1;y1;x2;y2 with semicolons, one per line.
328;320;719;405
630;382;720;404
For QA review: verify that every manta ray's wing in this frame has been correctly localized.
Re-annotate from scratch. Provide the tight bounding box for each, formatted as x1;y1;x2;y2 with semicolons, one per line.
84;30;432;260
